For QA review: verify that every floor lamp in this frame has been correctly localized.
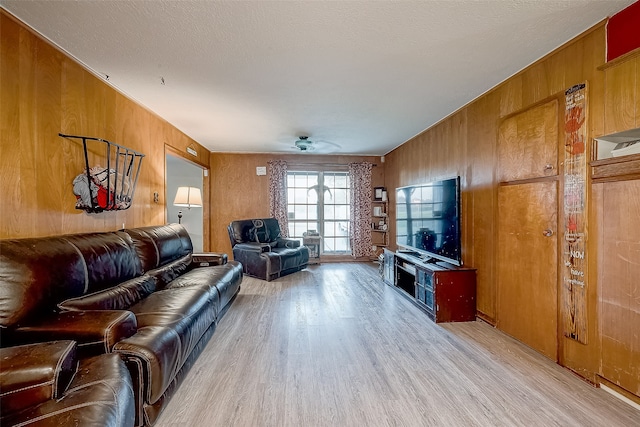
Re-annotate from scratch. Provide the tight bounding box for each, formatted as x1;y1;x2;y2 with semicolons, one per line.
173;186;202;224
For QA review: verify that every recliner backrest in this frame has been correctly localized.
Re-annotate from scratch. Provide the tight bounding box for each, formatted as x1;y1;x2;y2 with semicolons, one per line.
263;218;282;242
227;218;282;247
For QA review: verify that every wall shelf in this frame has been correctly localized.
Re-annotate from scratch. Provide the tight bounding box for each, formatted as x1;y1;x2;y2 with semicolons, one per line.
371;194;388;255
593;127;640;161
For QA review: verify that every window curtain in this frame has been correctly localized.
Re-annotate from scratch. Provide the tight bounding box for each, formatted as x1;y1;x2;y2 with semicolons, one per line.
349;162;373;258
267;160;289;237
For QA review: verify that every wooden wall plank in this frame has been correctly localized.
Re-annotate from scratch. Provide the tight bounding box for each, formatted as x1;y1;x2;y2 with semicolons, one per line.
34;35;64;235
522;61;551;107
604;59;636;134
636;56;640;127
565;38;585;89
0;16;22;237
17;21;38;237
499;74;523;117
466;91;499;320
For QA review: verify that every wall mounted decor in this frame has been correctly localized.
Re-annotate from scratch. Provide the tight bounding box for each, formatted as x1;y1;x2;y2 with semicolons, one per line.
60;133;145;213
562;83;588;344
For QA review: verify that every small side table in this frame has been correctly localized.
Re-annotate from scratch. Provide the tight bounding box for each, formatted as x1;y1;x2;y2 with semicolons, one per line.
303;234;321;264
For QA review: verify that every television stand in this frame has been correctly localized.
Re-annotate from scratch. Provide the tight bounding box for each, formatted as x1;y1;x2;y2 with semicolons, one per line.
392;250;476;323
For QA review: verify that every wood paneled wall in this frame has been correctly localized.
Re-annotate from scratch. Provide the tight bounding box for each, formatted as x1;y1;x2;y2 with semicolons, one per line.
209;153;384;254
0;11;209;238
595;51;640;398
385;24;616;384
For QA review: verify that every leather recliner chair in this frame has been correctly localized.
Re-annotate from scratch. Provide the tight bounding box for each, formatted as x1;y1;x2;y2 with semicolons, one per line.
227;218;309;281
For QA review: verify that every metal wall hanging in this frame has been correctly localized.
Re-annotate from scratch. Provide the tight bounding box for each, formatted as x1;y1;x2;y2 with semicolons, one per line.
59;133;145;213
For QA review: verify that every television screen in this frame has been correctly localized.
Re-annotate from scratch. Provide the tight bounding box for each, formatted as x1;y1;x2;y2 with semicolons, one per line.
395;177;461;265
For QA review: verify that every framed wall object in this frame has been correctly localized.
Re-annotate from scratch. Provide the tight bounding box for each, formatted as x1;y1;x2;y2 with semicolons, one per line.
374;186;385;200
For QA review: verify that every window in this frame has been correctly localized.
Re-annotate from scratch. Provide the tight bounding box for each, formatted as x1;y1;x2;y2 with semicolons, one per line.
287;171;351;254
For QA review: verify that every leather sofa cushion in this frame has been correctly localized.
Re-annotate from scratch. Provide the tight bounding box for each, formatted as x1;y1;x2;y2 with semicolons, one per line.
58;275;157;311
128;287;214;329
167;261;243;310
1;352;136;427
146;254;192;289
125;224;193;272
0;341;77;416
0;237;86;328
63;232;142;293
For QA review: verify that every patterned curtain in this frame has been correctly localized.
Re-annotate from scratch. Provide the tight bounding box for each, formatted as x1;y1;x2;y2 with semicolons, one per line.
349;162;373;258
267;160;289;237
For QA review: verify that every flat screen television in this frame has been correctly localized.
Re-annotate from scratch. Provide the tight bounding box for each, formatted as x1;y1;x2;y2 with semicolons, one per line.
395;177;462;265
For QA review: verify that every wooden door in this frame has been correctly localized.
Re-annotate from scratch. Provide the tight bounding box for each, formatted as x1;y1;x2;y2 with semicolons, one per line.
497;181;558;360
598;180;640;395
498;100;558;182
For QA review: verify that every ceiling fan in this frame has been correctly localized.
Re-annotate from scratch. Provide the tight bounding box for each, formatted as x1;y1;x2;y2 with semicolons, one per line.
291;136;340;153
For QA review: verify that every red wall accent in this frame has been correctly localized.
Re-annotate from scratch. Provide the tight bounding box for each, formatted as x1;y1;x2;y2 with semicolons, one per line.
607;1;640;61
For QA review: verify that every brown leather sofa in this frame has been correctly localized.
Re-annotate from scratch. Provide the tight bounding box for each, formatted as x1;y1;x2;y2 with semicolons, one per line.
228;218;310;281
0;340;136;426
0;224;243;426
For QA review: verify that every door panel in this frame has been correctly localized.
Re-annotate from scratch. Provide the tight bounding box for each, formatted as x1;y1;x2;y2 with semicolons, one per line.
498;99;558;182
599;180;640;395
497;181;558;360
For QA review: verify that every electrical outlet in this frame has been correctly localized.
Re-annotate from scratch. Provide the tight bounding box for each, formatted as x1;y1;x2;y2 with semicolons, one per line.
153;192;159;203
372;245;377;251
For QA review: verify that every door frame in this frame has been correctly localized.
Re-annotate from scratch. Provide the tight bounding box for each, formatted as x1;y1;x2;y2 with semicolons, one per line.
165;144;211;252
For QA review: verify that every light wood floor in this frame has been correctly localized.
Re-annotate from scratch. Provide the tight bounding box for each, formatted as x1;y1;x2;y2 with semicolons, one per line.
156;263;639;426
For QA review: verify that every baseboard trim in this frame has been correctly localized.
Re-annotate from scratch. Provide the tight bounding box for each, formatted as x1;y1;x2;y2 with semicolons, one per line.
598;377;640;410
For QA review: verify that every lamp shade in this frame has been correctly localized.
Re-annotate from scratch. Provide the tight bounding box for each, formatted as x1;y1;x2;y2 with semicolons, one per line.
173;187;202;208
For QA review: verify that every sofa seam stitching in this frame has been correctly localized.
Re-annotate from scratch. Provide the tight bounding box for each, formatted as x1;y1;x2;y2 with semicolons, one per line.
62;238;89;294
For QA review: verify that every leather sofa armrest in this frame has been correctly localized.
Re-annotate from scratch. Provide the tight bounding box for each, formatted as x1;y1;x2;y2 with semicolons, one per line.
8;310;137;357
234;242;272;253
0;340;77;416
191;252;228;267
274;238;301;248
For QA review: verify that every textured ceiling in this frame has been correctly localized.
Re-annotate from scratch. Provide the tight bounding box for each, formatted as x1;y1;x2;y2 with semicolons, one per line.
2;0;634;155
